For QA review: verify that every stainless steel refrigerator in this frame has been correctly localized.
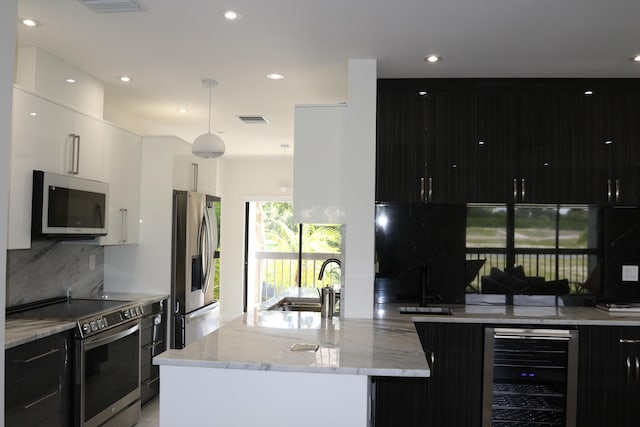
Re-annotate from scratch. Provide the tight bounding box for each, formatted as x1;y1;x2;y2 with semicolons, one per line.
171;190;221;349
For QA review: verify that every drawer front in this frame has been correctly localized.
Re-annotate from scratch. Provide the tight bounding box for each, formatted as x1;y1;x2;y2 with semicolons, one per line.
5;331;71;427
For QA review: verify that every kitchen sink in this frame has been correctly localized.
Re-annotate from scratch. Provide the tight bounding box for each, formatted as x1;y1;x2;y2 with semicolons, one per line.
267;297;322;312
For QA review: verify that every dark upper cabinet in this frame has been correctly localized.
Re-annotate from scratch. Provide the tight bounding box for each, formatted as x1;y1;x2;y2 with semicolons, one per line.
377;79;640;205
376;92;427;203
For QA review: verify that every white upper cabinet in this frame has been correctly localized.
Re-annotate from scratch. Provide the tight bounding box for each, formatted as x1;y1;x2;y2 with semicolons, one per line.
293;104;346;224
173;139;217;194
9;88;72;248
99;124;142;245
8;87;124;249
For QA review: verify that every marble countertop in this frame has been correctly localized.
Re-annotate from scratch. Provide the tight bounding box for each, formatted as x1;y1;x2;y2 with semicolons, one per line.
5;292;169;349
406;304;640;326
155;290;429;378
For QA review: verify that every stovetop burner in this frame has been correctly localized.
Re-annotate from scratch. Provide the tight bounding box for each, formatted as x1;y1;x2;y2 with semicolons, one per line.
7;299;129;320
7;297;145;338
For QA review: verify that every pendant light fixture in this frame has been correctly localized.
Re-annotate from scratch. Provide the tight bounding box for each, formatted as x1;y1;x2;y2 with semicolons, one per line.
192;78;225;159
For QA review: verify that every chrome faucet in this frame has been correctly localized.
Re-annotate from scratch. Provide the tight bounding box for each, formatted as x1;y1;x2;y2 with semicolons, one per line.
318;258;341;280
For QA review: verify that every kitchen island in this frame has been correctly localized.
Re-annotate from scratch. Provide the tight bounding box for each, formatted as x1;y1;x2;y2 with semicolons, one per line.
155;290;640;427
154;289;429;427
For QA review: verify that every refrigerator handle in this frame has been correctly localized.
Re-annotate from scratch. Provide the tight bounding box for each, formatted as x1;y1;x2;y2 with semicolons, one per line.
202;208;214;295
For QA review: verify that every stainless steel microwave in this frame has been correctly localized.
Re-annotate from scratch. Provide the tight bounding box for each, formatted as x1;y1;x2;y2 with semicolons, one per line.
32;170;109;238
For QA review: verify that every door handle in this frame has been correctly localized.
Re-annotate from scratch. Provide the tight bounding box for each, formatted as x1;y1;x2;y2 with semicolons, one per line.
420;177;425;202
428;177;433;202
636;356;639;384
521;178;526;202
616;179;620;202
607;179;612;202
627;357;632;382
513;178;518;201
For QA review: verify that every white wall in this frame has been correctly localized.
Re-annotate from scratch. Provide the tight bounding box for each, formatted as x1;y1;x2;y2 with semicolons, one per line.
1;0;19;420
342;60;377;319
218;156;293;321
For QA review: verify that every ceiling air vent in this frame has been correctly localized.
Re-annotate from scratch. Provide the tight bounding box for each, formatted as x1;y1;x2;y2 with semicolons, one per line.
238;115;270;124
79;0;142;13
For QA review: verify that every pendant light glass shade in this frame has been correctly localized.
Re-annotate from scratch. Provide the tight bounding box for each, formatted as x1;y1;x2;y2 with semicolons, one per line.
192;79;225;158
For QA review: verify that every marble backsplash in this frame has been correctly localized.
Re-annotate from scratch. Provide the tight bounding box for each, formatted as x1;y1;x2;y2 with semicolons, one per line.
6;240;104;307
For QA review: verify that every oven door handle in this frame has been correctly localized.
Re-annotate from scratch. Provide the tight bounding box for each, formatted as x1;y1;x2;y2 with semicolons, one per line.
493;328;574;341
84;322;140;350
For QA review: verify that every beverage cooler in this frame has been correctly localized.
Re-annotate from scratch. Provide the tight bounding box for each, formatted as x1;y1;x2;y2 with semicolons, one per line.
482;327;579;427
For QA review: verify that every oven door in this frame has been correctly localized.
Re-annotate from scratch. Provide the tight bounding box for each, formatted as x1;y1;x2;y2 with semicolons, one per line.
76;320;141;427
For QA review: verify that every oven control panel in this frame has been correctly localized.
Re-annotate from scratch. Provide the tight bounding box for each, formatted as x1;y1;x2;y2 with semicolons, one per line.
78;304;144;337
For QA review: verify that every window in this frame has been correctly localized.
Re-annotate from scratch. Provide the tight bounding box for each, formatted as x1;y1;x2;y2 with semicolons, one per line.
244;202;342;310
466;204;598;295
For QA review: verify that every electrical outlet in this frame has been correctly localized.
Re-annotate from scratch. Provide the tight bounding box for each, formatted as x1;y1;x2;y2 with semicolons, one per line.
89;254;96;271
622;265;639;282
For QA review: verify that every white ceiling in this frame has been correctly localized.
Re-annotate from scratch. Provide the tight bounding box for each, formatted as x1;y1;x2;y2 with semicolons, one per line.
15;0;640;156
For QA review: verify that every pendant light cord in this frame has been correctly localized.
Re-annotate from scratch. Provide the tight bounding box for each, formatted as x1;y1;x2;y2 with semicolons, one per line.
207;84;212;133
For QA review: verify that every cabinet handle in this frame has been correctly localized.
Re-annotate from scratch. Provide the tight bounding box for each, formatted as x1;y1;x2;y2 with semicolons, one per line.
627;357;632;382
607;179;612;202
420;177;425;202
23;389;59;410
68;134;80;175
123;209;128;243
513;179;518;201
16;348;59;364
142;376;160;386
427;351;435;373
119;209;126;243
191;162;199;192
636;357;639;384
616;179;621;202
521;178;526;202
619;339;640;344
428;177;433;202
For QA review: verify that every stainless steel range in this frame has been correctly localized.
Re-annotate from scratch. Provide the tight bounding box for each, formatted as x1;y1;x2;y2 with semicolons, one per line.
8;298;145;427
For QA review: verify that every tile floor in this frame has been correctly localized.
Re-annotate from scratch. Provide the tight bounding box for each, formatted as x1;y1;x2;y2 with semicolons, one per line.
137;399;160;426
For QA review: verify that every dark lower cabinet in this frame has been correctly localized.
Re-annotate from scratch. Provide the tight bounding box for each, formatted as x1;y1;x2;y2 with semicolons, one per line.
140;299;167;406
577;325;640;427
5;331;72;427
373;322;483;426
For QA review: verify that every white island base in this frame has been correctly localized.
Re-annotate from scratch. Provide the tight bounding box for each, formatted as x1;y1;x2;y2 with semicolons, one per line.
159;366;370;426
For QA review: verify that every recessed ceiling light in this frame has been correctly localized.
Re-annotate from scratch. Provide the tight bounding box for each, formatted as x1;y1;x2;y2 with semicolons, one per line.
21;18;39;27
605;140;613;145
223;10;241;20
418;91;427;96
424;55;441;63
266;73;285;80
119;76;131;83
66;78;76;83
177;108;189;113
633;55;640;62
478;141;485;145
584;90;593;95
29;112;37;117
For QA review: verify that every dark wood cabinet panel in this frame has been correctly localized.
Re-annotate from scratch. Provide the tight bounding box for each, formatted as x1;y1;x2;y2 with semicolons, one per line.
5;331;72;427
577;326;640;427
416;322;483;426
373;322;483;427
377;79;640;205
376;92;427;203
